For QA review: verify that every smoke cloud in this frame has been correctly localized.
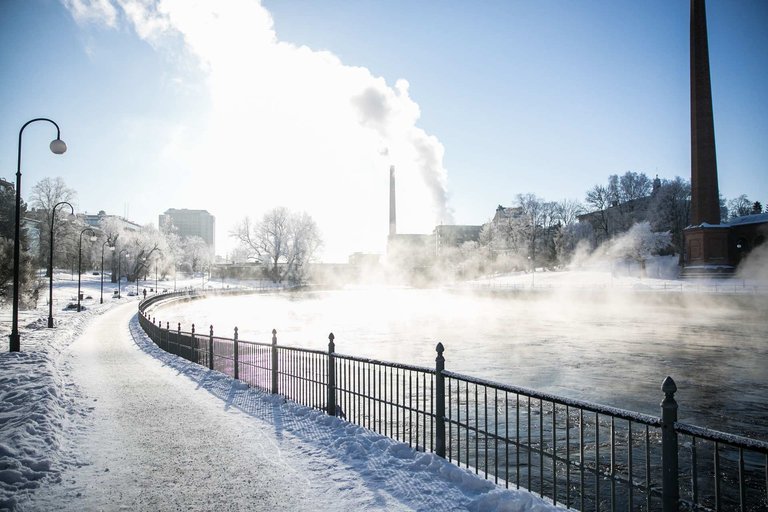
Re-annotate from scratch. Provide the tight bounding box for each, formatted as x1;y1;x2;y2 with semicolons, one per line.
64;0;453;260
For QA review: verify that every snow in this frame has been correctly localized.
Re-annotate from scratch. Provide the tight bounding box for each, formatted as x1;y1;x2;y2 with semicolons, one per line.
1;274;565;511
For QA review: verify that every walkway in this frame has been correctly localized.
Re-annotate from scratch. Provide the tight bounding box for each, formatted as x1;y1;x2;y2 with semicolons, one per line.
24;302;346;511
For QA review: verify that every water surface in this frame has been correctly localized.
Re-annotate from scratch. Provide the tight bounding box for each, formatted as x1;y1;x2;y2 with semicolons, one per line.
151;287;768;440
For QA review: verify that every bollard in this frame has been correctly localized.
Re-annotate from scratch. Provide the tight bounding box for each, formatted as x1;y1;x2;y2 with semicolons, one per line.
435;342;446;458
661;376;679;512
209;325;214;370
233;327;239;381
327;333;336;416
271;329;278;394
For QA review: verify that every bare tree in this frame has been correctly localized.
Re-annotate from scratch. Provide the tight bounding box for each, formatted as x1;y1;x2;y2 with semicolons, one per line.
728;194;753;219
231;207;322;283
554;199;585;227
29;177;77;274
648;177;690;258
585;184;611;240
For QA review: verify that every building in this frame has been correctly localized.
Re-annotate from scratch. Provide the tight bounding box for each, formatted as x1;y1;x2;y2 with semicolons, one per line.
83;210;142;232
682;0;767;274
386;166;482;261
576;178;662;241
159;208;216;254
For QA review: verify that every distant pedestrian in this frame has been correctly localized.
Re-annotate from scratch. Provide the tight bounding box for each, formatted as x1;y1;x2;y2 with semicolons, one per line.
143;288;147;299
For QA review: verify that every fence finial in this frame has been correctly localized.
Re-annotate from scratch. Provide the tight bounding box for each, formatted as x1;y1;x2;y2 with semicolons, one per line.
192;323;195;335
662;376;677;396
209;324;213;336
660;376;679;512
328;332;335;352
272;329;277;344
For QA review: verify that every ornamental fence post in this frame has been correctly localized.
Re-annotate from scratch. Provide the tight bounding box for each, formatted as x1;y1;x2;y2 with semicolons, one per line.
435;342;446;458
191;323;196;363
209;325;214;370
271;329;278;394
233;327;239;380
327;333;336;416
661;376;679;512
177;322;182;359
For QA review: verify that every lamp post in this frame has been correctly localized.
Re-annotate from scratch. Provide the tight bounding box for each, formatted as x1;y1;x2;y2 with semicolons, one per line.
10;119;66;351
151;250;164;294
117;249;129;299
77;228;97;312
137;256;146;295
100;238;114;304
47;201;74;328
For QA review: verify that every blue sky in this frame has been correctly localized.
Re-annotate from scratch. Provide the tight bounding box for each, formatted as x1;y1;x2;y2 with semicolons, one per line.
1;0;766;261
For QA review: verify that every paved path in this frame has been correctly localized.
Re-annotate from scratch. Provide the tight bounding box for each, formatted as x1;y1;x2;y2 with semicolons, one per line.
26;302;339;511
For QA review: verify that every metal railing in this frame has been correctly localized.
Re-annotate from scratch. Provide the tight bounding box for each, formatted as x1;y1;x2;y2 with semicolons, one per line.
138;291;768;512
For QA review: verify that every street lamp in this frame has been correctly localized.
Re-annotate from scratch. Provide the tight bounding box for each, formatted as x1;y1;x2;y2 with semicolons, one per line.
117;249;130;298
100;237;115;304
10;118;66;352
152;250;163;294
77;227;97;312
137;256;146;295
47;201;74;328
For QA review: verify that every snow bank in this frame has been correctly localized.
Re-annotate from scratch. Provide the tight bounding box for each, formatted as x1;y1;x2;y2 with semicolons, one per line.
0;277;123;510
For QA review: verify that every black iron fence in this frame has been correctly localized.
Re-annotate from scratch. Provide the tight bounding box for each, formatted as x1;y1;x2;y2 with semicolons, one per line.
138;290;768;512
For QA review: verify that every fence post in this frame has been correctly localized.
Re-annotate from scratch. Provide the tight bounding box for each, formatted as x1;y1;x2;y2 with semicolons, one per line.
661;376;679;512
327;333;336;416
271;329;278;394
191;324;196;362
435;342;446;458
233;327;239;380
209;325;214;370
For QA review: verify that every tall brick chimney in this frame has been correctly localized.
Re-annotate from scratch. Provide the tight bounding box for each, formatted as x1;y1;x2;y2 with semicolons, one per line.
690;0;720;225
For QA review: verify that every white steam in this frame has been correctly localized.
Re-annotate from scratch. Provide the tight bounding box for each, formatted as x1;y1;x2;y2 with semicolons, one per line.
64;0;453;260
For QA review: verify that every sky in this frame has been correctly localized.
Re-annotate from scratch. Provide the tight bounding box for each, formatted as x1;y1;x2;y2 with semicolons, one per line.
0;0;766;262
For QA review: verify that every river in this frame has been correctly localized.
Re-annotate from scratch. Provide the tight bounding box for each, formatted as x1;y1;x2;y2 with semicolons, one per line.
150;286;768;441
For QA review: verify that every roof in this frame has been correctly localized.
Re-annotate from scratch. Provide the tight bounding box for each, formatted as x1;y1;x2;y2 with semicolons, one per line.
725;212;768;227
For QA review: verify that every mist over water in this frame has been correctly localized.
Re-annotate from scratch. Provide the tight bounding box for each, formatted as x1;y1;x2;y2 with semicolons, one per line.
152;287;768;441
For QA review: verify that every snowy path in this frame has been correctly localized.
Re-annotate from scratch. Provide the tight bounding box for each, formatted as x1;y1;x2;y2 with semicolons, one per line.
25;302;332;511
18;301;562;512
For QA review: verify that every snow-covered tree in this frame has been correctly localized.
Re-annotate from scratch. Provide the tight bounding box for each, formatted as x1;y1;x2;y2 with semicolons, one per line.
648;177;690;257
181;236;212;273
231;207;321;284
29;177;77;274
605;222;671;275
